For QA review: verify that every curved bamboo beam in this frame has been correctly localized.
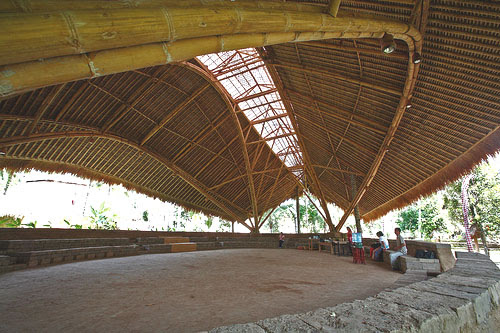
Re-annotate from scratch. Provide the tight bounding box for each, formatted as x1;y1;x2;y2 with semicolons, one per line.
179;61;264;231
335;24;422;232
0;129;247;221
0;5;421;97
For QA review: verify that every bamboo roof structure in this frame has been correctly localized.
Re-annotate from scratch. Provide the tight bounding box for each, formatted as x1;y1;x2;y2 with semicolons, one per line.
0;0;499;232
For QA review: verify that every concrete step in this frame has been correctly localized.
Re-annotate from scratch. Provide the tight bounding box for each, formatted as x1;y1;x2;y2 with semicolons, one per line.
171;242;197;253
0;238;132;252
142;242;197;253
0;255;16;266
161;237;190;244
12;245;141;267
135;237;164;245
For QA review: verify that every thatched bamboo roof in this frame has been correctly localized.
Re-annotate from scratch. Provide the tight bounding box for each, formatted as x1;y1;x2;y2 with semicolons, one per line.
0;0;499;231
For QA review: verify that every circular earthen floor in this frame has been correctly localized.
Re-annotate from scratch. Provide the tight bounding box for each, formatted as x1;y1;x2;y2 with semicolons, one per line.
0;249;401;332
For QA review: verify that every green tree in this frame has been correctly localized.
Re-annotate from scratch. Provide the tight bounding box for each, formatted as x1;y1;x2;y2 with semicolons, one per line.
1;169;19;195
217;219;232;232
205;216;213;230
267;203;294;233
88;202;118;230
300;200;326;233
443;164;500;238
396;195;446;239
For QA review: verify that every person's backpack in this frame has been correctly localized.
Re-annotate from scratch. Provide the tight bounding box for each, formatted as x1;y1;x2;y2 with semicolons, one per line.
416;249;436;259
415;249;426;258
425;250;436;259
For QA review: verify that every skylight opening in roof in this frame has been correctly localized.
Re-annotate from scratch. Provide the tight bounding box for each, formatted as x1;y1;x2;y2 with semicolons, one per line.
198;49;303;177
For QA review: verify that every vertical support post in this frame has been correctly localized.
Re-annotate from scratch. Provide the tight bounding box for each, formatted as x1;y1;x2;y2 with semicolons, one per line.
350;174;362;234
461;173;474;252
296;187;301;234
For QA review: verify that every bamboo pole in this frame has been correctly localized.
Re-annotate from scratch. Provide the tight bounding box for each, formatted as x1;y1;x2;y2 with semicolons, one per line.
0;6;421;97
336;17;421;230
181;61;271;232
0;8;418;66
327;0;342;17
0;0;324;14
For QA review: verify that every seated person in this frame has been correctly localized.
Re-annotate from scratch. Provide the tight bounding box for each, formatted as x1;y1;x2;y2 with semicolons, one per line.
390;227;408;269
371;231;389;261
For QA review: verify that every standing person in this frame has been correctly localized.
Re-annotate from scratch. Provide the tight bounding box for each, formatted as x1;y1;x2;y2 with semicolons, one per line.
390;227;407;270
346;227;353;244
279;232;285;248
469;223;481;252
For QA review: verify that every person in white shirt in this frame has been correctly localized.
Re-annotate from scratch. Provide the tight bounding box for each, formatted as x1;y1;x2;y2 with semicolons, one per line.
390;227;407;269
372;231;389;261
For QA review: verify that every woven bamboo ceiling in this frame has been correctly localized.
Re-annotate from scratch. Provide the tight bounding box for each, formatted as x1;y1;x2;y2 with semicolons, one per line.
0;0;499;232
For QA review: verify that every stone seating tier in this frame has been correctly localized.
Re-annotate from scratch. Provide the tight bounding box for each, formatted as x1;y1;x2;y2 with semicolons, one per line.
13;245;142;267
0;238;131;253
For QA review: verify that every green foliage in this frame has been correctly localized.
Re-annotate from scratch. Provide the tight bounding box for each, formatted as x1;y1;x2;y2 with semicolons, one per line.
443;165;500;237
88;203;118;230
396;195;446;239
142;210;149;222
300;200;326;233
23;221;37;228
1;169;18;195
63;219;82;229
205;216;213;229
217;219;232;232
267;203;293;233
266;198;325;233
0;215;23;228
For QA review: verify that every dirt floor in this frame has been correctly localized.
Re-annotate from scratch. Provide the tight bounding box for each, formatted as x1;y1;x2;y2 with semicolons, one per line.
0;249;401;332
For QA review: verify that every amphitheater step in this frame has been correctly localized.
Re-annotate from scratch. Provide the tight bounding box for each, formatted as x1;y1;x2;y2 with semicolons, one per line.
0;238;131;253
390;270;429;289
171;242;197;253
142;242;197;253
12;245;141;267
0;255;16;266
135;237;164;245
161;237;190;244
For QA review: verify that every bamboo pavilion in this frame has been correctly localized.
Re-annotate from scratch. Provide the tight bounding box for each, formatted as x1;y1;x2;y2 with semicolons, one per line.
0;0;499;233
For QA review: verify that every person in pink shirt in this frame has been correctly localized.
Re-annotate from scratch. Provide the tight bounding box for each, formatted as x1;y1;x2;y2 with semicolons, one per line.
279;232;285;248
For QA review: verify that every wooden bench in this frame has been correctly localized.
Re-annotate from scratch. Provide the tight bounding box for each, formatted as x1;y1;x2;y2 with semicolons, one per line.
318;242;333;254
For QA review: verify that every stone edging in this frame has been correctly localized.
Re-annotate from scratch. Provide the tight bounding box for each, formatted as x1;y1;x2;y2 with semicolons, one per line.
208;252;500;332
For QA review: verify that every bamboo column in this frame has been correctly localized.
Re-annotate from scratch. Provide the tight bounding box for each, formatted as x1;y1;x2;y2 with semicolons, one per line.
296;187;301;234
